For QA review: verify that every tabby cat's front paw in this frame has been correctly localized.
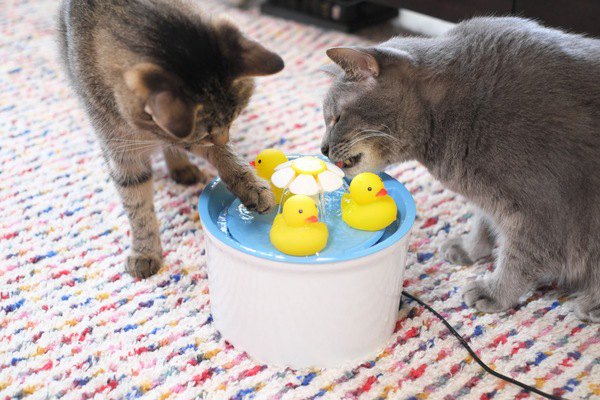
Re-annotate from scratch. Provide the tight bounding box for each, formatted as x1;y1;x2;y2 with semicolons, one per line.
463;280;511;313
170;164;207;186
239;179;275;214
126;252;162;279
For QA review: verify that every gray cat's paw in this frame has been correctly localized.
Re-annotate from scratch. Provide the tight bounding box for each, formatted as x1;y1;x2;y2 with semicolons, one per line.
441;237;474;265
463;280;510;313
575;303;600;323
170;164;206;186
239;179;275;214
126;253;162;279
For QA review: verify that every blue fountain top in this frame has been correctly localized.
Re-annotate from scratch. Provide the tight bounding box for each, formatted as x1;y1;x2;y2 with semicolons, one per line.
198;159;416;265
225;189;385;258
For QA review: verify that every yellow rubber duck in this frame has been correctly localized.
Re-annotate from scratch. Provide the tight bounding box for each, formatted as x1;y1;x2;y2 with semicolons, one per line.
270;195;329;256
250;149;289;204
341;172;397;231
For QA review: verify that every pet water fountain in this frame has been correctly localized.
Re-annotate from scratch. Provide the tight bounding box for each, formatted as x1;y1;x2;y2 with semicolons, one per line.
198;152;415;369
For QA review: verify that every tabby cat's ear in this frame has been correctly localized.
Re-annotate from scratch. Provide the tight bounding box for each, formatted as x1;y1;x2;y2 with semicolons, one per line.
216;20;284;78
326;47;379;80
124;63;198;138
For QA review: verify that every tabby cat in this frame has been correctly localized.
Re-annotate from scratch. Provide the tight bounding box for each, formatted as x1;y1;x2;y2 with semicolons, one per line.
59;0;283;278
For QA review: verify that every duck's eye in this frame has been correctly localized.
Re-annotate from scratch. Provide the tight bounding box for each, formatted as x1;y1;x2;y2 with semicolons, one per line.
258;160;262;164
335;115;340;124
299;209;303;214
368;187;372;191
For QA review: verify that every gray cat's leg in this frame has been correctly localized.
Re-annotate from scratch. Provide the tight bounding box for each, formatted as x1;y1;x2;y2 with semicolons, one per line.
441;212;495;265
575;293;600;323
164;147;206;186
192;144;274;213
573;257;600;322
107;154;162;278
463;238;536;313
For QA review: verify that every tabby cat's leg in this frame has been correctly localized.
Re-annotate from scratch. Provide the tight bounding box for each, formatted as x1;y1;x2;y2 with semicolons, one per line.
107;153;162;278
441;211;496;265
164;147;206;186
192;144;274;213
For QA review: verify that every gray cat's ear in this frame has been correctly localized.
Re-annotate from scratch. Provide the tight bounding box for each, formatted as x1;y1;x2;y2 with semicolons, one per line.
124;63;198;138
377;47;417;70
326;47;379;79
377;48;444;103
319;64;343;77
217;20;284;77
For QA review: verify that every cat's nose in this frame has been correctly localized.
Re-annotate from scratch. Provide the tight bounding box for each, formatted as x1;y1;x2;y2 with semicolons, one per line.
321;143;330;157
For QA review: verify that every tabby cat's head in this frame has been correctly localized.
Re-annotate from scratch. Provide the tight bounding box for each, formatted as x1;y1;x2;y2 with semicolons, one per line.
118;6;283;147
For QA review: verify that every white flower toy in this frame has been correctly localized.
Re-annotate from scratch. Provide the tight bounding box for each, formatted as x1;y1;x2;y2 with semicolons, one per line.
270;156;345;196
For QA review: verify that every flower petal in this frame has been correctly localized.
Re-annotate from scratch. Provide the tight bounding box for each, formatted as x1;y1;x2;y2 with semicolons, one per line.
288;174;320;196
274;161;293;171
271;167;295;188
318;170;343;192
326;162;345;177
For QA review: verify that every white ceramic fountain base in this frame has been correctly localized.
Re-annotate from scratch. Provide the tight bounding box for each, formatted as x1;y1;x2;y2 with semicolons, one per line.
205;228;410;369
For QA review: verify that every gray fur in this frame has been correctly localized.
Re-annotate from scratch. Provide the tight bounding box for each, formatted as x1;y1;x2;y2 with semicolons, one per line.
58;0;282;278
321;17;600;321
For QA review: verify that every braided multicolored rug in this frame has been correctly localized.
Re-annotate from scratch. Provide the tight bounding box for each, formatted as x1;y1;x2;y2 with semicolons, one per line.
1;1;599;399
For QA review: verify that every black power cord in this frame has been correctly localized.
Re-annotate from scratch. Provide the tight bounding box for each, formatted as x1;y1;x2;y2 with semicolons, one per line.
401;291;564;400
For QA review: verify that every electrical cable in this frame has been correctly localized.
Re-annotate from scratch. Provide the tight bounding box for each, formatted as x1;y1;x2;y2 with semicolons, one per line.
401;291;563;400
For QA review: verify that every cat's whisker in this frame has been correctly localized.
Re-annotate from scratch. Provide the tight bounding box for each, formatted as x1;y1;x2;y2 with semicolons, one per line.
108;138;156;142
112;143;161;155
111;142;154;150
378;123;393;133
353;129;397;140
355;129;399;142
342;130;401;151
347;132;393;148
107;138;159;146
329;130;401;162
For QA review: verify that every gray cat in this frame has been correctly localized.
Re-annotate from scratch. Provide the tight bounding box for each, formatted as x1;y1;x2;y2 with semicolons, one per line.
321;17;600;321
58;0;282;278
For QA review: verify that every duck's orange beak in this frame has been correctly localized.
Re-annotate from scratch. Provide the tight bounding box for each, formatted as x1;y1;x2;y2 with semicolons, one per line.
305;215;319;223
376;188;388;197
249;161;256;167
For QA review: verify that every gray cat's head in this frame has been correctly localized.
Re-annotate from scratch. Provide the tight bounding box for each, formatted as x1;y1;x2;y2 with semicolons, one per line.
117;8;283;147
321;46;436;175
